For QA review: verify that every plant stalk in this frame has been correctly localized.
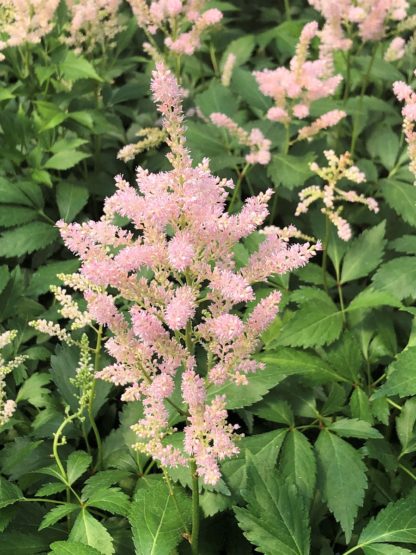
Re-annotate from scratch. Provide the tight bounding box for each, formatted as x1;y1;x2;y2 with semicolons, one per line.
190;459;200;555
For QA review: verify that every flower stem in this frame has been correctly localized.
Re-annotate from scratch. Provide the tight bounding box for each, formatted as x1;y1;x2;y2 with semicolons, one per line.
90;326;103;471
322;215;330;292
228;163;251;213
284;0;291;20
190;459;200;555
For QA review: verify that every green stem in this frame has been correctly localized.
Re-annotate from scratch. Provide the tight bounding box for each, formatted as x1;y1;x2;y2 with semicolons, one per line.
322;215;330;293
283;0;291;20
270;125;290;223
387;398;402;411
342;50;351;102
22;497;66;505
209;42;219;76
399;463;416;481
228;163;251;213
190;459;200;555
90;326;103;471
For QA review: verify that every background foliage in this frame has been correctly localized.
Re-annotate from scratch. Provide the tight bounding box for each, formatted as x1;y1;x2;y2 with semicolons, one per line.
1;0;416;554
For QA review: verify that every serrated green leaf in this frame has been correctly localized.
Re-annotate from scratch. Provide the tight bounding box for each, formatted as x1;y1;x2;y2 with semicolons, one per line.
231;68;272;111
348;288;402;311
367;126;400;170
328;418;382;439
50;541;103;555
69;510;114;555
39;503;79;531
350;388;374;424
341;222;386;283
277;298;343;348
374;347;416;399
0;222;58;257
86;487;130;517
363;545;413;555
315;431;367;542
129;476;191;555
44;150;90;171
82;470;130;500
390;235;416;254
0;477;23;509
381;179;416;227
279;430;316;502
0;265;9;296
372;257;416;299
66;451;92;485
252;396;294;425
234;452;310;555
268;153;315;189
60;52;102;82
196;82;238;117
396;398;416;456
0;206;38;227
221;35;255;67
356;491;416;549
0;531;49;554
28;259;80;296
16;373;51;408
35;482;66;497
56;183;89;222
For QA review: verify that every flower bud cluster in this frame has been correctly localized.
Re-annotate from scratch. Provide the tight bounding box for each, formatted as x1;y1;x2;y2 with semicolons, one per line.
0;331;27;426
127;0;223;56
393;74;416;181
296;150;378;241
209;113;271;165
253;21;344;138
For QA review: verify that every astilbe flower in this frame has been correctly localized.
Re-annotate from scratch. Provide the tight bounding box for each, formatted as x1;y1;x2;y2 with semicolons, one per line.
210;113;271;165
221;53;236;87
64;0;123;54
253;21;344;138
0;0;60;60
42;63;318;486
0;331;27;426
127;0;222;56
393;75;416;181
296;150;378;241
308;0;408;62
117;127;166;162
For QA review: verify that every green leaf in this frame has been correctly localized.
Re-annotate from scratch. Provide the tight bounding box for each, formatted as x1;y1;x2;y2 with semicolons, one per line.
60;52;102;82
44;150;90;171
196;82;238;117
16;373;51;408
374;347;416;399
234;452;310;555
0;205;38;227
56;183;89;222
0;222;58;257
357;491;416;549
0;178;38;206
50;541;103;555
0;265;9;296
277;297;343;348
390;235;416;254
348;288;402;312
221;35;255;67
28;259;80;296
82;470;130;500
328;418;382;439
35;482;66;497
38;503;79;531
396;398;416;456
268;153;315;190
367;126;400;170
279;430;316;502
0;477;23;509
363;545;414;555
86;487;130;517
381;179;416;227
69;510;114;555
341;222;386;283
231;68;272;111
129;476;192;555
372;257;416;299
0;531;49;554
315;431;367;542
66;451;92;485
252;396;294;425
